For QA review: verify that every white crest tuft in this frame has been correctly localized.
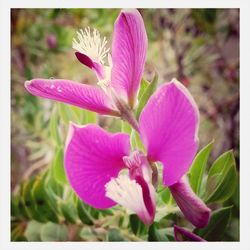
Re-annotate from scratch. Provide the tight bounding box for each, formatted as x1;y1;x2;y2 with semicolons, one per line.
72;27;110;64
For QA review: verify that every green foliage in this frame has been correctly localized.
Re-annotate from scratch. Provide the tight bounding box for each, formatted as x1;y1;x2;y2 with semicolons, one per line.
121;120;132;134
148;223;170;241
129;214;148;236
205;150;237;203
49;109;62;146
136;74;158;120
189;140;214;196
194;206;232;241
130;129;145;152
107;229;126;241
76;198;95;225
25;221;43;241
40;222;68;241
52;147;67;185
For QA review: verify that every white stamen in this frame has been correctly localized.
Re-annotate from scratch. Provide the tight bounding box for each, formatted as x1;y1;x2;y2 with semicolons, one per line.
97;78;110;89
105;175;147;214
72;27;110;64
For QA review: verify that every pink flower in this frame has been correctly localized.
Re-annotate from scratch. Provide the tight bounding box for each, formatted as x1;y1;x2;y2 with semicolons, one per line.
24;9;147;130
65;80;211;226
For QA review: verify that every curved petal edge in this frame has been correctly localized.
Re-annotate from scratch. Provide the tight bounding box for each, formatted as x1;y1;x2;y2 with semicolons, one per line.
25;78;118;115
64;123;130;209
111;9;148;107
139;79;200;186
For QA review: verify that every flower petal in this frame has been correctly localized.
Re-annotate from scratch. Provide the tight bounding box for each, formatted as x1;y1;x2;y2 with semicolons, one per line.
139;79;199;186
105;173;155;224
64;124;130;209
25;78;118;115
169;177;211;228
111;9;148;107
174;225;206;241
75;52;105;80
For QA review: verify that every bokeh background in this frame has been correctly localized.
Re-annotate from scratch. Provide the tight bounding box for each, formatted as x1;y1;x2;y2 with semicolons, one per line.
11;9;239;241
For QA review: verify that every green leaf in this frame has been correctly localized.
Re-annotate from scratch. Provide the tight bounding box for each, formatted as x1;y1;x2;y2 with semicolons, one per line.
83;109;97;124
18;182;32;220
121;120;132;135
76;199;95;225
130;129;145;152
188;140;214;195
136;74;158;119
49;109;61;146
60;202;78;224
57;103;80;124
107;228;126;241
194;206;232;241
32;176;59;223
148;223;169;241
11;195;22;219
158;187;172;204
25;220;43;241
129;214;147;236
79;227;98;241
22;178;46;222
205;150;237;203
52;147;67;185
40;222;68;241
57;102;96;125
45;170;64;198
138;78;150;100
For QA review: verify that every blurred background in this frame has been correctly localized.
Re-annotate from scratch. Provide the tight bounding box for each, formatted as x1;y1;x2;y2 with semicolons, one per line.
11;9;239;241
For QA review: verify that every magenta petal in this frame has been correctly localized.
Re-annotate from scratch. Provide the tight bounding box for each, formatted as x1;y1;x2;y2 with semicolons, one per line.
174;225;206;241
169;178;211;228
139;80;199;186
135;175;155;224
64;124;130;209
75;52;105;80
25;78;118;115
111;9;148;107
105;173;155;225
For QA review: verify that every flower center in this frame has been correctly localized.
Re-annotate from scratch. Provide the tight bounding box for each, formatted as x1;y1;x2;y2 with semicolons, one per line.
72;27;110;64
105;174;146;213
123;151;152;182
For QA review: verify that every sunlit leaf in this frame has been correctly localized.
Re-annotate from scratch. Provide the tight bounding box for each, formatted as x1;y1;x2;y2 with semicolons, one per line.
188;140;214;195
52;147;67;185
49;109;61;146
205;150;237;203
121;121;132;135
136;74;158;119
158;186;172;204
138;78;149;100
130;129;145;152
83;109;97;124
